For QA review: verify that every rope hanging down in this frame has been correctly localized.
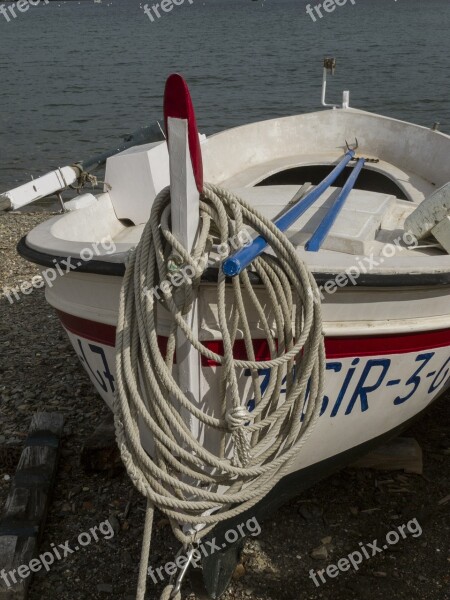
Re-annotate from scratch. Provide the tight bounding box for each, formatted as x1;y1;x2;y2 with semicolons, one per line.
113;183;326;600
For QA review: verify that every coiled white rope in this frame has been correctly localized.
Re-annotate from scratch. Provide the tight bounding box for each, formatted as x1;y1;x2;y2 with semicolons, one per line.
113;183;325;599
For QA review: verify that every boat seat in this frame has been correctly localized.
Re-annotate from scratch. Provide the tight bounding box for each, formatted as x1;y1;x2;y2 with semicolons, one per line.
231;185;396;255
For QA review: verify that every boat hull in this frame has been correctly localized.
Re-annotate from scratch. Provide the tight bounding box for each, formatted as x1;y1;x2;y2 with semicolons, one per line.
56;304;450;477
53;290;450;597
195;401;438;599
57;298;449;596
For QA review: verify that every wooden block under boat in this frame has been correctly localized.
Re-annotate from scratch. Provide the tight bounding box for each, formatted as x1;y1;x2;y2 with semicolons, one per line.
350;436;423;475
0;413;64;599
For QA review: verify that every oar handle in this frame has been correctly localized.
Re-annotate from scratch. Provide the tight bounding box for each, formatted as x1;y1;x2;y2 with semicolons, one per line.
305;157;365;252
222;150;355;276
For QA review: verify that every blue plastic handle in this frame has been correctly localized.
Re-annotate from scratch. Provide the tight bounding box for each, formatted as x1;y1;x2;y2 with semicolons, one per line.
222;150;355;277
305;157;366;252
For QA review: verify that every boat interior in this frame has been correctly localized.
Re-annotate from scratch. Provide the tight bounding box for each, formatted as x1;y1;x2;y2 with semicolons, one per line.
24;108;450;277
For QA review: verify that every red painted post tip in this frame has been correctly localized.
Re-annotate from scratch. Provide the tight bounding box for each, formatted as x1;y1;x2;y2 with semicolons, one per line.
163;73;204;193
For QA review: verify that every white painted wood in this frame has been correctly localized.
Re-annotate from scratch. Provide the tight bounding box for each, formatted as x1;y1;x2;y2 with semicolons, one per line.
167;117;202;441
44;270;450;336
63;193;97;212
104;140;169;225
199;109;449;196
431;216;450;253
1;166;78;211
405;182;450;240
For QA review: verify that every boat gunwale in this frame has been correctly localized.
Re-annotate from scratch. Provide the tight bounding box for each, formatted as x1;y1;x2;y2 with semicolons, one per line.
17;236;450;288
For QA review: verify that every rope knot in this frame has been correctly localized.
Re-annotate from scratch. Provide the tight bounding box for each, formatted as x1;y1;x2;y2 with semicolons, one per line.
225;406;252;431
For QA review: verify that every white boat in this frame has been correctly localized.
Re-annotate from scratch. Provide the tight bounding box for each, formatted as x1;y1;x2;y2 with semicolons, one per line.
4;61;450;598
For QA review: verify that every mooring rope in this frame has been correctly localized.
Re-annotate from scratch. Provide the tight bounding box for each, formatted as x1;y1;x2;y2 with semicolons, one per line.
113;183;326;600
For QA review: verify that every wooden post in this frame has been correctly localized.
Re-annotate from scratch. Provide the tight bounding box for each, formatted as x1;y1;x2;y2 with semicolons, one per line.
0;413;64;599
164;74;204;442
167;116;201;437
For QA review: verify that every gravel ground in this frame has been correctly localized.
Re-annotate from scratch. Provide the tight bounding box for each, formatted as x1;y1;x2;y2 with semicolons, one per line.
0;212;449;600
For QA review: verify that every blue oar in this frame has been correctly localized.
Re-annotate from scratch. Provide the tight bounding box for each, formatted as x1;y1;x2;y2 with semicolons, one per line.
222;149;356;277
305;157;366;252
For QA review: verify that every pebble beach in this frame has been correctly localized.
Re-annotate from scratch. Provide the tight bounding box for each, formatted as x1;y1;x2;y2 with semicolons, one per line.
0;211;448;600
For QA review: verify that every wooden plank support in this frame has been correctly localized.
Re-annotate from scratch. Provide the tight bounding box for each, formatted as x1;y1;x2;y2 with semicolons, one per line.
351;436;423;475
0;413;64;599
80;413;123;476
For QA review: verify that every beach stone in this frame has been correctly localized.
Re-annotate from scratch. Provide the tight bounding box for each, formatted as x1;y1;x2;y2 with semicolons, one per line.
310;545;329;560
232;563;246;580
109;514;121;535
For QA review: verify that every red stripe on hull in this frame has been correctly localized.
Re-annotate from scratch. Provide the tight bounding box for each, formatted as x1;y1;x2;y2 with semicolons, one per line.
57;311;450;363
58;311;117;346
57;311;169;356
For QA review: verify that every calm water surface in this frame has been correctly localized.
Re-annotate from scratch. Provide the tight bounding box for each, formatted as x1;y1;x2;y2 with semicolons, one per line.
0;0;449;191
